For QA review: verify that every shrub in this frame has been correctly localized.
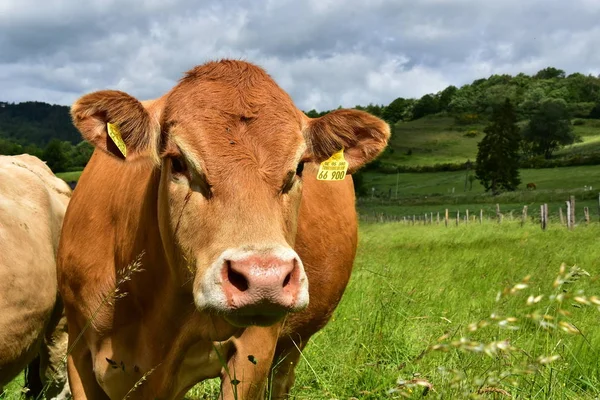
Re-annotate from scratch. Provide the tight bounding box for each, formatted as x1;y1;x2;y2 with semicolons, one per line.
463;130;479;138
454;113;480;125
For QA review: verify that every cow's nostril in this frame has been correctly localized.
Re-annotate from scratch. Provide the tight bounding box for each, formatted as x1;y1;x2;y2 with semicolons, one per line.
282;272;291;288
227;260;249;292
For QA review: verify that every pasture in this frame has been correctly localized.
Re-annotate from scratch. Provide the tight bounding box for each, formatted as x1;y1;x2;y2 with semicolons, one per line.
55;170;82;182
3;209;599;399
362;165;600;197
184;221;600;398
358;163;600;226
380;116;600;167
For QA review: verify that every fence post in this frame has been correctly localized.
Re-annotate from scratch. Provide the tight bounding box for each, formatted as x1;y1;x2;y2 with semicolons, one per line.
466;209;469;225
584;207;590;224
566;201;572;230
445;209;449;227
541;204;548;230
437;212;440;225
412;215;416;225
540;205;544;230
456;210;460;226
496;204;502;224
570;195;575;228
479;209;483;224
522;205;528;227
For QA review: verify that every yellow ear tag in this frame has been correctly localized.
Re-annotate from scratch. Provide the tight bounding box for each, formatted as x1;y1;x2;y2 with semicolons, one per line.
106;122;127;158
317;148;348;181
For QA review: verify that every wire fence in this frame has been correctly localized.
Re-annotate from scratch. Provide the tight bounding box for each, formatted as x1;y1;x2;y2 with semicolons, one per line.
359;195;599;231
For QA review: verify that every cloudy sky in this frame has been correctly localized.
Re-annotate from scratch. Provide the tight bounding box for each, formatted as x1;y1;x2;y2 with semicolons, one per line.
1;0;599;111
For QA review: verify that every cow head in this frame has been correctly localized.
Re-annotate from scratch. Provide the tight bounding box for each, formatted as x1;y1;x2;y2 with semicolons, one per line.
70;60;390;327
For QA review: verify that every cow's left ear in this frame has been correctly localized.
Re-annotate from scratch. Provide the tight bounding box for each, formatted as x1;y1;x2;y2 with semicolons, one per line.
303;109;391;174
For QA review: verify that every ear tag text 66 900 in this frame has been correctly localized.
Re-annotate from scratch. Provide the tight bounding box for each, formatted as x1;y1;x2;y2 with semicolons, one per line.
107;122;127;158
317;148;348;181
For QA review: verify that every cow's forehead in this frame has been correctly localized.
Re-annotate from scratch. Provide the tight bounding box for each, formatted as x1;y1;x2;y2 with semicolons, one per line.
161;61;306;187
165;60;300;118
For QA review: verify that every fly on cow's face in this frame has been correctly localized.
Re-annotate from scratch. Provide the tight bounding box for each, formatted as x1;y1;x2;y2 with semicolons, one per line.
281;161;305;194
280;171;294;195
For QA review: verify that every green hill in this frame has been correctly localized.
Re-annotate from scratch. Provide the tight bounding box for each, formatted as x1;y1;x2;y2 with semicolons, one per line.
376;115;600;168
0;101;80;146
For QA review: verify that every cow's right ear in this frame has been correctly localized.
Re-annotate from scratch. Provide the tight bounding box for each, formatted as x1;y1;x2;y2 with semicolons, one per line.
70;90;162;164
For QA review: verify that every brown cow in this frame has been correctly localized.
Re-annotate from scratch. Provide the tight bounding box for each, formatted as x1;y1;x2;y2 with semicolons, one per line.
0;154;71;399
57;59;390;399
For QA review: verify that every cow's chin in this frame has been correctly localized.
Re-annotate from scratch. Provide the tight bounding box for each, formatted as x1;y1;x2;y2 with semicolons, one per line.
223;312;286;328
219;303;296;327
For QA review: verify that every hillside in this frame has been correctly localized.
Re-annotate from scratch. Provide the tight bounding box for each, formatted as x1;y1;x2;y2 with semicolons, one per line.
0;101;80;146
376;115;600;168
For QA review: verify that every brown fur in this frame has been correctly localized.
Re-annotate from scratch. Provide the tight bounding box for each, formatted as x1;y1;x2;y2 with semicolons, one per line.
305;109;391;173
71;90;160;163
57;59;390;399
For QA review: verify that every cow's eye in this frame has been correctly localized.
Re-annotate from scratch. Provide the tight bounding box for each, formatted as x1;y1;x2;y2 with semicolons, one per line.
295;161;305;177
171;157;188;175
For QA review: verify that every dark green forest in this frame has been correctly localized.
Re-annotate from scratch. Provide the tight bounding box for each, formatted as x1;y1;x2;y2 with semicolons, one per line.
307;67;600;122
2;66;600;173
0;101;93;172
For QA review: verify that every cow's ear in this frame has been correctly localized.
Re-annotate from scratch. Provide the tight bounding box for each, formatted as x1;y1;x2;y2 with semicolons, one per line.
303;109;391;174
70;90;163;164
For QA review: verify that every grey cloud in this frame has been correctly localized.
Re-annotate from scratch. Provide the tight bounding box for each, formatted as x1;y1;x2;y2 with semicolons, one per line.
1;0;599;111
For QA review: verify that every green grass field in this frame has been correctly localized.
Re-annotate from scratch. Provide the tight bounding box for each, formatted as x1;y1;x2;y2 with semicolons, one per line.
181;221;600;399
363;165;600;197
56;170;82;182
357;164;600;225
5;222;599;399
381;116;600;167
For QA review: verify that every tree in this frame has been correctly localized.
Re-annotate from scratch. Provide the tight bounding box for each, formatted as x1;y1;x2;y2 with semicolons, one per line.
522;98;576;159
382;97;408;124
304;109;320;118
42;139;68;172
475;99;522;195
534;67;566;80
412;94;440;119
589;102;600;119
351;170;368;197
69;141;94;168
363;103;385;118
438;85;457;111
